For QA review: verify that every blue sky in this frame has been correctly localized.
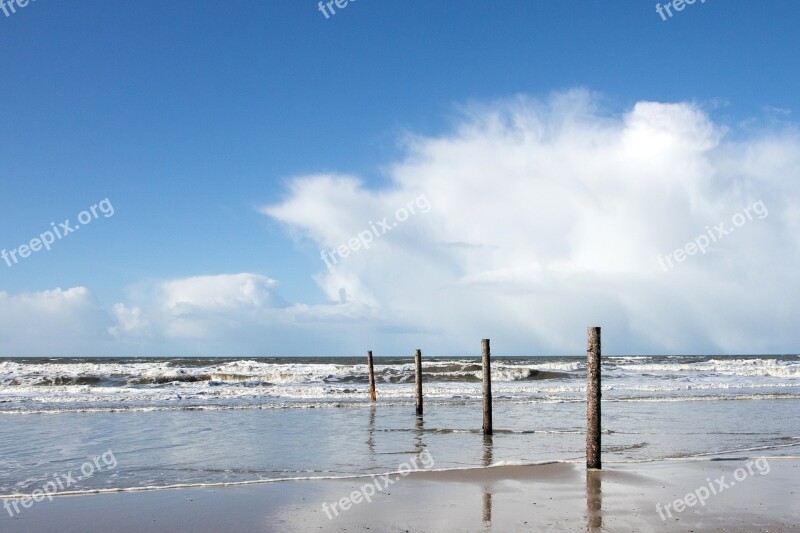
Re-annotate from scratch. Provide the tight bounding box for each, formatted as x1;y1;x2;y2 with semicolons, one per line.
1;0;799;356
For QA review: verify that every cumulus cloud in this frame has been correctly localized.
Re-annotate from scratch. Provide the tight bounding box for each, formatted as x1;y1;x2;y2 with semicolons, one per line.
262;90;800;355
0;287;112;355
108;274;284;340
109;303;149;337
4;91;798;356
103;273;377;354
0;273;378;356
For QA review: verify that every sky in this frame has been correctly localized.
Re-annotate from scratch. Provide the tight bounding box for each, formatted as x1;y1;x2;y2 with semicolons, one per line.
1;0;799;357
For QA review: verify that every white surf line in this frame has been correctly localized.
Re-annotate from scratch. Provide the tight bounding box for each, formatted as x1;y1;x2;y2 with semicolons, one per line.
662;440;800;460
0;460;579;501
2;455;799;500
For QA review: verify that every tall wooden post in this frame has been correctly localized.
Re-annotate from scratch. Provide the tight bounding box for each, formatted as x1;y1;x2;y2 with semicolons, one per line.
586;327;602;469
482;339;492;435
414;349;423;416
367;350;377;402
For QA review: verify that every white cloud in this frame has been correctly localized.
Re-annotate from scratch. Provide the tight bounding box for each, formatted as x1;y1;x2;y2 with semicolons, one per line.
0;274;378;356
4;91;799;356
109;274;283;340
0;287;112;355
262;90;800;354
109;303;149;337
102;273;379;354
160;273;279;313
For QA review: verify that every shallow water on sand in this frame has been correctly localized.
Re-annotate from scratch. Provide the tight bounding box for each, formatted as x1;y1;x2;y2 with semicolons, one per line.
1;394;798;495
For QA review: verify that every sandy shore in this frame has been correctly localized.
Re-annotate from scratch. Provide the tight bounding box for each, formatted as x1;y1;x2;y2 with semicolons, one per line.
2;458;798;532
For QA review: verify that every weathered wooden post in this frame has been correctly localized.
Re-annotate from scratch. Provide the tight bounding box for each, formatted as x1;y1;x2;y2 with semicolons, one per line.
482;339;492;435
414;349;423;416
367;350;377;401
586;327;602;469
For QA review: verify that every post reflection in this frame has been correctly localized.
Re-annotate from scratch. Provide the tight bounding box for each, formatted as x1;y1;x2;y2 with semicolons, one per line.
585;470;603;531
367;404;376;463
482;434;494;524
414;414;425;456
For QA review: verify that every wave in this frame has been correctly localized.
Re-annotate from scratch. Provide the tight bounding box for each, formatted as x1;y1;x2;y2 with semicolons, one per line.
0;359;580;388
31;376;107;386
613;358;800;378
1;356;798;413
6;356;796;389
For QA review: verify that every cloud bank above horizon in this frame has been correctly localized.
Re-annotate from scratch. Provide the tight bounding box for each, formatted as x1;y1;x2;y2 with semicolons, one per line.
4;91;800;356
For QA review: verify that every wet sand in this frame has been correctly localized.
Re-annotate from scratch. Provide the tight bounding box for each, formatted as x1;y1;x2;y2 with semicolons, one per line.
2;458;798;532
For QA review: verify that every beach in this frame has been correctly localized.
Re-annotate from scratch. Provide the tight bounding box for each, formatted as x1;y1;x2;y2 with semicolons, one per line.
2;459;798;532
1;355;799;531
4;0;800;530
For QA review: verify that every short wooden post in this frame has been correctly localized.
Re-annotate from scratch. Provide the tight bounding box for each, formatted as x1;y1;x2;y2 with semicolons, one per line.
414;349;423;416
367;350;377;402
482;339;492;435
586;327;602;469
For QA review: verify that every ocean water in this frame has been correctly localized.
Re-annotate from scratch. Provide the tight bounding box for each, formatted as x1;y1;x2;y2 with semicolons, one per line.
0;355;798;496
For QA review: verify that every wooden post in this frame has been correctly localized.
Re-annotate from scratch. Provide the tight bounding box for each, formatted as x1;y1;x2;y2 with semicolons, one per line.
482;339;492;435
586;327;602;469
367;350;377;401
414;349;423;416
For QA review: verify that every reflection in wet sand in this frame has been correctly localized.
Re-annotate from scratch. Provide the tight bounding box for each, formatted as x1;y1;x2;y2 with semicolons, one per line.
414;415;425;456
585;470;603;531
367;404;376;463
482;434;494;524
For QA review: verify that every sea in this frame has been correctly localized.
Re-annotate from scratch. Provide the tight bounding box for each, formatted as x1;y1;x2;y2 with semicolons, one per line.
1;355;798;497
